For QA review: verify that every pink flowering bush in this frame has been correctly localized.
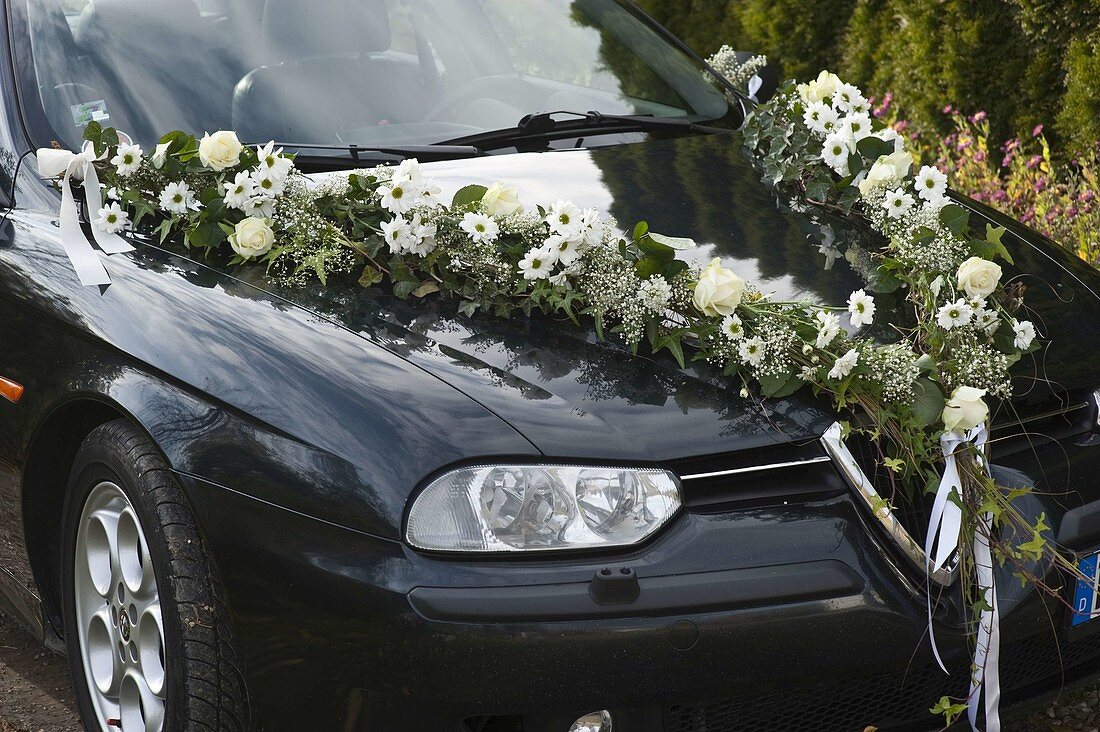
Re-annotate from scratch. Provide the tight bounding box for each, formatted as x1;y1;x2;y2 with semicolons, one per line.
870;94;1100;265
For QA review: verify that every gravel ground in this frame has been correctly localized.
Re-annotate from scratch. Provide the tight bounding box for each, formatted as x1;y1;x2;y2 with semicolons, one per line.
0;608;1098;731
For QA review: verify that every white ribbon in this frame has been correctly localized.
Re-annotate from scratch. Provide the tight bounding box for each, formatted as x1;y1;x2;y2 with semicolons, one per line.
36;143;134;286
925;424;1000;731
747;74;763;103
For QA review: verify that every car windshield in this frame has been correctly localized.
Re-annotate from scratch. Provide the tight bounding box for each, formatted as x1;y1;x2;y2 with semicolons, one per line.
15;0;733;154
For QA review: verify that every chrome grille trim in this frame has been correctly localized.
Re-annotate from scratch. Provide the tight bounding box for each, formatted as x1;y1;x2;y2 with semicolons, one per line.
820;422;956;586
678;456;832;482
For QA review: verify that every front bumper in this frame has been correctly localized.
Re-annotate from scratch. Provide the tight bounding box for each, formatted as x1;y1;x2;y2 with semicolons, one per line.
179;448;1100;732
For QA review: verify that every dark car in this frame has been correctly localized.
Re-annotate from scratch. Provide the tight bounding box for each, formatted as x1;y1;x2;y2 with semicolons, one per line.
2;1;1100;731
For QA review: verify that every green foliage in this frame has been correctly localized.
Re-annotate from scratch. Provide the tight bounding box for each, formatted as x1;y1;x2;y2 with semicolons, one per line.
1058;35;1100;152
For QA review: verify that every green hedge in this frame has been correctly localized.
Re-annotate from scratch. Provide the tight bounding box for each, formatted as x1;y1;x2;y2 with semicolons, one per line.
634;0;1100;153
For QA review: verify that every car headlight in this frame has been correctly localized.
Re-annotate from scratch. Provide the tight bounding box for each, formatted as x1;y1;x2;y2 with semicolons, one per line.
406;465;682;552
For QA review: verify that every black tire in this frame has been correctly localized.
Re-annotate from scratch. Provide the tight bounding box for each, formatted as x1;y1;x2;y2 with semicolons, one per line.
61;418;251;731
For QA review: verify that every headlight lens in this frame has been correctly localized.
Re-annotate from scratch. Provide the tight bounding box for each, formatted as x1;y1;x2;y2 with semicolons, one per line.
406;465;681;552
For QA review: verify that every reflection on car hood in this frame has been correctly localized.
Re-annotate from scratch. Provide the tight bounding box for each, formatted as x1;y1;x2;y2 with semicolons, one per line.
248;134;873;460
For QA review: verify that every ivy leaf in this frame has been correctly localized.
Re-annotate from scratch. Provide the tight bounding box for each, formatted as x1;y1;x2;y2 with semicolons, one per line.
855;136;893;160
911;377;946;427
654;333;686;368
358;265;383;288
846;152;863;176
457;300;479;317
939;203;970;236
450;184;488;209
758;372;801;398
412;281;440;298
393;279;418;299
930;697;967;726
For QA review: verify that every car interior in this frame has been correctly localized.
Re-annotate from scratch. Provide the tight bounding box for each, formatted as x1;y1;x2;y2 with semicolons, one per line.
22;0;717;152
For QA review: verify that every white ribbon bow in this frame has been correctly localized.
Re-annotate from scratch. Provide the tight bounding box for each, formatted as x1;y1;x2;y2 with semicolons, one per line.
925;424;1000;731
747;74;763;103
36;143;134;286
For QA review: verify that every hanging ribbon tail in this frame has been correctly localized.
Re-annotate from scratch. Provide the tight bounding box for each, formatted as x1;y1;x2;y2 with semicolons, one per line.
81;162;134;255
923;424;999;731
57;161;111;287
747;74;763;103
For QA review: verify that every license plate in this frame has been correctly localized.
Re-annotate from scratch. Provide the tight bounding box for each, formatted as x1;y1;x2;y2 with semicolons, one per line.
1071;552;1100;626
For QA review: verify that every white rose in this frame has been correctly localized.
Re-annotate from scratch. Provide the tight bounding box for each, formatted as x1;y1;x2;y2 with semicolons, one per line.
956;256;1002;299
857;150;913;197
228;217;274;259
692;257;745;317
942;386;989;434
481;182;523;217
797;70;842;105
198;131;243;171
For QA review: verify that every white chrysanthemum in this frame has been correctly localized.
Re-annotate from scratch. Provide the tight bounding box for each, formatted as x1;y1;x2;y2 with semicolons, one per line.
799;364;820;381
255;141;294;180
251;168;286;197
223;171;257;210
378;180;416;214
803;101;839;136
847;289;875;327
833;83;866;113
1012;320;1037;349
158;181;199;215
822;131;853;175
548;271;571;288
241;196;274;218
828;348;859;380
814;310;841;348
518;245;555;280
381;215;413;254
738;336;765;366
579;208;604;248
882;188;915;219
106;186;119;201
110;143;142;176
840;112;872;141
874;127;906;153
460;212;500;243
546;234;583;266
545;200;584;237
937;299;974;330
720;313;745;341
407;213;437;257
392;158;423;183
93;202;129;233
975;308;1000;334
417;179;443;207
915;165;948;202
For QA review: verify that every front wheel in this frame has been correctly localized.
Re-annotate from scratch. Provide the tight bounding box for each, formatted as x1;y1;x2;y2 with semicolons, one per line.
62;419;250;731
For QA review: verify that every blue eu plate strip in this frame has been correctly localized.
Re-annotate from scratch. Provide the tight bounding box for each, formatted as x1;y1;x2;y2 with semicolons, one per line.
1072;553;1100;626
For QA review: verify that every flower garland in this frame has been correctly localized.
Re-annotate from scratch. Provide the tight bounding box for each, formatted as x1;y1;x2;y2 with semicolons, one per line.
38;71;1072;729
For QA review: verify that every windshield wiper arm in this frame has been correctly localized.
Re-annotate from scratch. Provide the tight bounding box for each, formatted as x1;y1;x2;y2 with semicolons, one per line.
439;110;727;150
252;141;485;168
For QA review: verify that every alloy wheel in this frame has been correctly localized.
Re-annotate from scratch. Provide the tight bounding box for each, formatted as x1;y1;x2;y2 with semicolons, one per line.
74;480;167;732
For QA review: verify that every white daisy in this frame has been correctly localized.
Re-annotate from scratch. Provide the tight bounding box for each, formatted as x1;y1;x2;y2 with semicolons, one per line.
915;165;948;202
241;196;274;218
840;112;872;141
815;310;841;348
975;308;1000;334
1012;320;1037;349
378;180;416;214
720;314;744;341
407;213;437;257
545;200;584;237
158;181;199;215
518;245;555;280
548;271;572;288
251;168;286;197
579;208;604;248
738;336;766;366
936;298;974;330
93;202;129;233
833;83;866;113
381;215;413;254
546;234;583;266
255;141;294;180
392;158;423;183
110;143;142;177
460;212;500;243
803;101;838;136
799;364;820;382
822;132;853;176
882;188;915;219
847;289;876;327
223;171;257;209
828;348;859;380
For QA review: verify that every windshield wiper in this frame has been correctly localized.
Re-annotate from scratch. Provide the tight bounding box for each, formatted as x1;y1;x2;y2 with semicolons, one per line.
438;110;728;151
254;141;485;170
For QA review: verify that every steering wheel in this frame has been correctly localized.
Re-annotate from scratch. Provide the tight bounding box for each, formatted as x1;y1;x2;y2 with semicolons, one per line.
420;75;536;124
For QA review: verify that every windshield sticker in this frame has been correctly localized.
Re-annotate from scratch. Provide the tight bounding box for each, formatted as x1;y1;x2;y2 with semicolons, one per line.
70;100;109;127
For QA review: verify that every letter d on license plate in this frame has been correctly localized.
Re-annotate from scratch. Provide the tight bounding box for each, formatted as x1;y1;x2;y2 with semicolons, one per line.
1071;552;1100;627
